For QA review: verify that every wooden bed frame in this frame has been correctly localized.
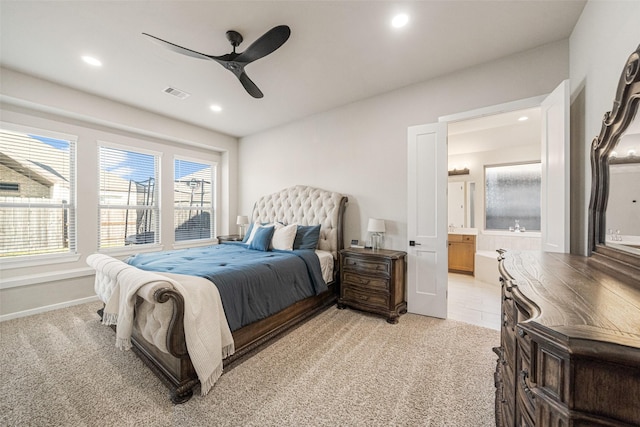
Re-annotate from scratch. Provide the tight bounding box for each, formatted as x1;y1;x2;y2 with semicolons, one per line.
116;186;348;403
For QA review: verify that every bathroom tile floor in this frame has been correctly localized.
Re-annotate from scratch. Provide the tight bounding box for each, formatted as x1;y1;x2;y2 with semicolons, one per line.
448;272;502;331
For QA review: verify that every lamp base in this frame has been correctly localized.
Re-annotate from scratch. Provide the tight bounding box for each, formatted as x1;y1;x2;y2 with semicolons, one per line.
371;233;383;250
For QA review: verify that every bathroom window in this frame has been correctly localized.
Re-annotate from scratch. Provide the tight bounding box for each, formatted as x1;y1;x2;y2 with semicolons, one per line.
485;162;541;231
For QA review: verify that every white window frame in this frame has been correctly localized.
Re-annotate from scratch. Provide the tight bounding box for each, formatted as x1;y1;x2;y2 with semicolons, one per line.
173;155;217;246
0;122;78;268
97;141;162;254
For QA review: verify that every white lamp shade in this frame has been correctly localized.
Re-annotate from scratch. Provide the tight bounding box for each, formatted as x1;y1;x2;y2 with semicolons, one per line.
236;215;249;225
367;218;386;233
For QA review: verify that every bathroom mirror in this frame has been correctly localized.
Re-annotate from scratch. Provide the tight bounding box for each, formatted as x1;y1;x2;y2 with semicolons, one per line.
447;181;475;229
589;44;640;281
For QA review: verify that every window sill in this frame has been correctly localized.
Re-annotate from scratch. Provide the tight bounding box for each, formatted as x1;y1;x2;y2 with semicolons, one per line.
99;244;164;258
0;252;81;271
173;239;216;250
481;230;541;238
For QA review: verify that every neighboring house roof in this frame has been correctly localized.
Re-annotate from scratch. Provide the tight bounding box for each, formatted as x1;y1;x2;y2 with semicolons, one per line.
0;131;67;188
0;151;53;187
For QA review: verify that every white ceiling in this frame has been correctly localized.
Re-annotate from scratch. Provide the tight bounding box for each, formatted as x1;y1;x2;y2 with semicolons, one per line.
448;107;542;155
0;1;586;138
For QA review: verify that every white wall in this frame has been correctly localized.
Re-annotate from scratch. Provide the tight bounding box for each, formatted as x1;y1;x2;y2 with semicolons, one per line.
569;1;640;255
239;40;569;250
0;68;238;319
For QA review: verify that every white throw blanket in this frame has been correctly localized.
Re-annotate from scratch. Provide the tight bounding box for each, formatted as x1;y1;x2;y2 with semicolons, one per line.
86;253;235;395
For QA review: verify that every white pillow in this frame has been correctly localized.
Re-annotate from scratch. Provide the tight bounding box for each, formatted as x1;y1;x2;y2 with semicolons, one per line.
270;223;297;250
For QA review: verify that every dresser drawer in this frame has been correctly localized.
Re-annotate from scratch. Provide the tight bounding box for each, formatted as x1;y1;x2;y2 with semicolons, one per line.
342;255;390;276
342;287;389;310
342;271;390;292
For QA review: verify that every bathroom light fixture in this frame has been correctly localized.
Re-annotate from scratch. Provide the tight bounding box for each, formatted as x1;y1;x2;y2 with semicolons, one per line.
448;167;470;176
236;215;249;238
368;218;386;250
81;55;102;67
391;13;409;28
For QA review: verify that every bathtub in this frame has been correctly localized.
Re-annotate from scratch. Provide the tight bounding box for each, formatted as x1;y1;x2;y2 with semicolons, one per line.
474;231;542;285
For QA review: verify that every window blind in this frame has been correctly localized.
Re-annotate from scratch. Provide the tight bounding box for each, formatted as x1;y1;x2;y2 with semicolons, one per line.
0;128;76;257
174;158;214;242
98;145;159;248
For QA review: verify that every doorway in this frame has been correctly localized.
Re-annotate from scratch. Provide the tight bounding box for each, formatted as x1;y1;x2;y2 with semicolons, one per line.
445;106;542;330
407;82;569;321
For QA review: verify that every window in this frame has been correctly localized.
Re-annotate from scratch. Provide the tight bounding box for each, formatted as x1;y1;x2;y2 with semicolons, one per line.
485;162;541;231
0;127;76;258
98;144;159;249
174;158;215;242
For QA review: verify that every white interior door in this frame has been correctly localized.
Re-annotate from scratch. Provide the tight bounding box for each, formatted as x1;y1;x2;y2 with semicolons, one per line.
407;122;448;319
541;79;570;253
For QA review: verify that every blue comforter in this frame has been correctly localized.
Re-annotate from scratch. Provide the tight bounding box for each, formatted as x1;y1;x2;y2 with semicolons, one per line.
126;243;327;331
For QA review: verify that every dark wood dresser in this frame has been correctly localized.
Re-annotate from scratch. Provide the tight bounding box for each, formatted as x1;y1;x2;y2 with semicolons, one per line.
494;251;640;426
337;248;407;324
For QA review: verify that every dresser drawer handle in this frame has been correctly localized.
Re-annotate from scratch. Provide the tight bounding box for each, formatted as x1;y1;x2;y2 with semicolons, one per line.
358;295;369;301
520;370;534;401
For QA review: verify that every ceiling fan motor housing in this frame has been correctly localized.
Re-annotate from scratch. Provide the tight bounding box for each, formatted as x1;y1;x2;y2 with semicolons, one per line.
226;30;243;47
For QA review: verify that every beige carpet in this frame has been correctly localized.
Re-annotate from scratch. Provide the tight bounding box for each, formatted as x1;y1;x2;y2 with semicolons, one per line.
1;302;499;426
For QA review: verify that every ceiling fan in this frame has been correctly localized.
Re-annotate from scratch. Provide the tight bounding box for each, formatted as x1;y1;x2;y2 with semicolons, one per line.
143;25;291;99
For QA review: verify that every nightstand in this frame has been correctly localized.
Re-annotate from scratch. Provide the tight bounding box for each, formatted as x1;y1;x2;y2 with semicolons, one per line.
217;234;243;243
337;248;407;324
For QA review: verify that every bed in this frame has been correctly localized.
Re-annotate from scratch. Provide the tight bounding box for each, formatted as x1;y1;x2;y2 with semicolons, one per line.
88;185;347;403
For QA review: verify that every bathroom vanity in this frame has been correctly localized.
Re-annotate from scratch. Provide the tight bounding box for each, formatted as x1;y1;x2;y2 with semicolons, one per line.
447;233;476;275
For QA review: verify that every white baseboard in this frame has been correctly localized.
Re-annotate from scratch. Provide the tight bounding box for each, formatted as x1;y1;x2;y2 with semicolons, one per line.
0;295;100;322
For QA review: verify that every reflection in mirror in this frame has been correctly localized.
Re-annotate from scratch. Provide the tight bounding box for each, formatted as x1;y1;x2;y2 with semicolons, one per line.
447;181;476;229
588;44;640;281
468;181;476;228
606;114;640;254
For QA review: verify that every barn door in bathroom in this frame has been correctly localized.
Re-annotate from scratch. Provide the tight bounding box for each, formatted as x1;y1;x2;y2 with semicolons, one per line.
406;122;448;319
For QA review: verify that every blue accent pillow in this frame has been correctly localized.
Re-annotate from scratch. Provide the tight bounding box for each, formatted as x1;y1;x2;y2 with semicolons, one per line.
248;225;275;251
294;224;321;249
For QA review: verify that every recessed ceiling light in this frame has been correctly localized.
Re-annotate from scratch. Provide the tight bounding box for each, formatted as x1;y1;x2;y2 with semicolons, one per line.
391;14;409;28
82;55;102;67
210;105;222;113
518;116;529;122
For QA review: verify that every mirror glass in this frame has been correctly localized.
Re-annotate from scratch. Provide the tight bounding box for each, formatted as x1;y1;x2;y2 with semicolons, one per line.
606;112;640;254
447;181;475;228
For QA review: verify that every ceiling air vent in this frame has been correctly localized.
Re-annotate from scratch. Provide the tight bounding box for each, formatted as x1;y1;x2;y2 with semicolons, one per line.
163;86;190;100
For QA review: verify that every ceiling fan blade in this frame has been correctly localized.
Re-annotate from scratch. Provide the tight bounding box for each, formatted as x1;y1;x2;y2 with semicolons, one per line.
142;33;212;61
238;72;264;98
235;25;291;64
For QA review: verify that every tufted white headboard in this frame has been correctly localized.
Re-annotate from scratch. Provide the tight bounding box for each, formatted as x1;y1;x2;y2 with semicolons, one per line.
251;185;348;259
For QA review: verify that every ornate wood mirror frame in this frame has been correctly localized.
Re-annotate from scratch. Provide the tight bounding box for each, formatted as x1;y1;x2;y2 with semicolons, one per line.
588;44;640;283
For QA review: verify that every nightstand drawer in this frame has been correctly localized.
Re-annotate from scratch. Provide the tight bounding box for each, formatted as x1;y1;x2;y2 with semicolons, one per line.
342;272;389;292
342;287;389;309
342;255;390;275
